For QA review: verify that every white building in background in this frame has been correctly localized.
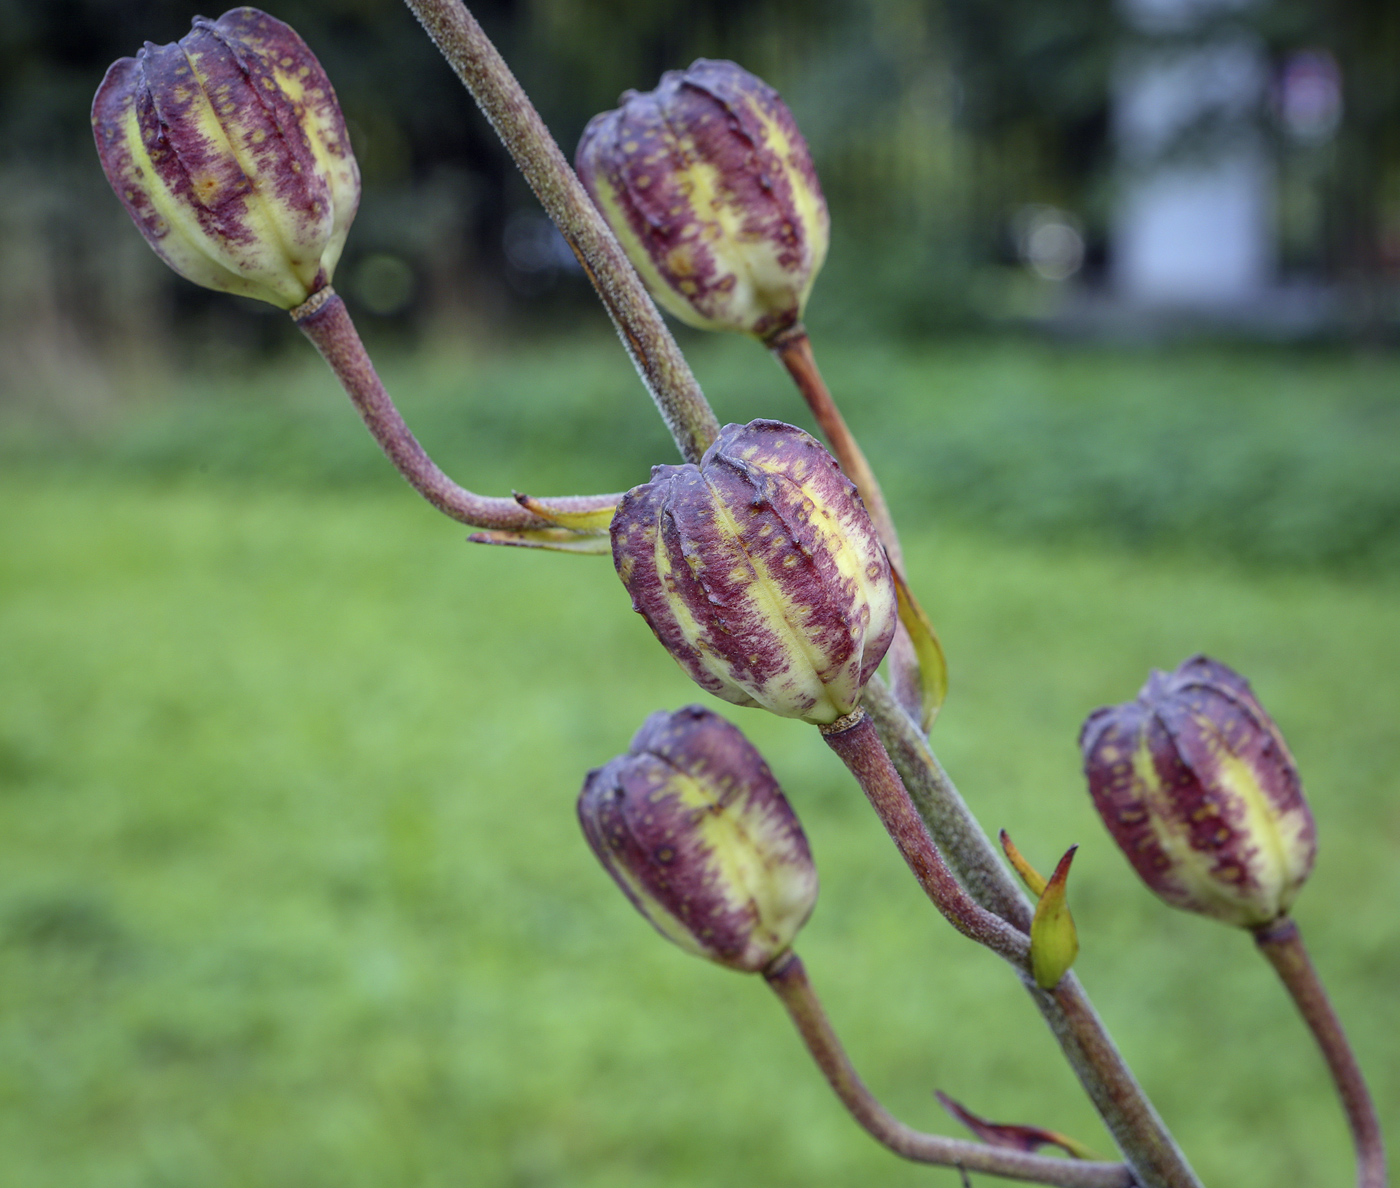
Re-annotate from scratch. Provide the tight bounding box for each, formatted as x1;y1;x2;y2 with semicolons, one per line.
1112;0;1274;307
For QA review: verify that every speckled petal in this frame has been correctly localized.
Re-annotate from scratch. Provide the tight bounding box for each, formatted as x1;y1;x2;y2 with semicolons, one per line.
612;422;895;724
1081;655;1316;928
578;706;818;972
92;7;359;308
577;59;828;339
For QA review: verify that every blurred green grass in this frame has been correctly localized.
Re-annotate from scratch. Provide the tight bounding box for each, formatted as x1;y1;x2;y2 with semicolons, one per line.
0;333;1397;1187
7;329;1399;571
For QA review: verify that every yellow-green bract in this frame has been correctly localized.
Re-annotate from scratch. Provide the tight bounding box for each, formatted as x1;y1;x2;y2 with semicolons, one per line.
579;705;818;973
92;7;360;309
577;59;829;342
1080;655;1316;929
612;420;897;726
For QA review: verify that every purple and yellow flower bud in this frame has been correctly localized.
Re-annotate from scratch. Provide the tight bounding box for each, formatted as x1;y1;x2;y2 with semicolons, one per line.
612;420;897;726
576;59;829;342
1080;655;1316;929
578;705;819;972
92;7;360;309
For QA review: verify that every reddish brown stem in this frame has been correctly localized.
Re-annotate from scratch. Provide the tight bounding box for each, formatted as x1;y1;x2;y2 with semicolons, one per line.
771;328;922;719
764;952;1136;1188
293;289;617;530
770;327;901;570
1254;917;1387;1188
820;710;1029;966
844;685;1203;1188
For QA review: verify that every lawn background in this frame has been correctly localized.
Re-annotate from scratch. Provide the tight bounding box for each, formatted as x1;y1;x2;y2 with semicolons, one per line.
1;329;1397;1187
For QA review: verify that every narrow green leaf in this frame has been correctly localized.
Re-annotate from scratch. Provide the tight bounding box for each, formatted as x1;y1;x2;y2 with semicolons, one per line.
1030;846;1079;990
892;568;948;731
467;528;613;554
999;829;1048;897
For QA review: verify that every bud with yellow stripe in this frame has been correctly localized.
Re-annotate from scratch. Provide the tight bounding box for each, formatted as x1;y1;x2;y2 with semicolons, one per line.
611;420;897;726
92;7;359;309
1080;655;1316;929
579;705;818;973
576;59;828;342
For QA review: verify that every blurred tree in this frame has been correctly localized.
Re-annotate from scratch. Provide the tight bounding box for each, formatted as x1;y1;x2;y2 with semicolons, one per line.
0;0;1395;385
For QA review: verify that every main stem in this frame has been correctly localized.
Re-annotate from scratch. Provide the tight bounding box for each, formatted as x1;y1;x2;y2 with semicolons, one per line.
1254;917;1387;1188
764;952;1137;1188
402;7;1200;1186
862;680;1202;1188
400;0;719;464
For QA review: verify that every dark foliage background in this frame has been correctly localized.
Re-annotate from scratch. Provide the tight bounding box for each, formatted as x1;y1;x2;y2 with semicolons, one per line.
2;0;1399;367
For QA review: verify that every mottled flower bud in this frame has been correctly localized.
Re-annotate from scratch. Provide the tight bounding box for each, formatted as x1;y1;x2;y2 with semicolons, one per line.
579;705;819;972
577;59;828;341
1080;655;1316;929
92;7;359;309
612;420;897;726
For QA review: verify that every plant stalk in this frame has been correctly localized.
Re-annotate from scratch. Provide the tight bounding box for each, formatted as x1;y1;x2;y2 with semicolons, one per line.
293;289;620;529
1254;917;1387;1188
400;0;719;464
769;326;921;718
819;709;1030;967
400;10;1202;1187
862;678;1203;1188
763;951;1137;1188
768;326;901;570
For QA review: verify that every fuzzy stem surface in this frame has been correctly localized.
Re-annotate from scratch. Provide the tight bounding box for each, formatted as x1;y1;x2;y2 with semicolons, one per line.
764;952;1137;1188
820;710;1030;966
1254;917;1387;1188
401;0;720;463
293;289;616;529
862;679;1203;1188
400;10;1202;1186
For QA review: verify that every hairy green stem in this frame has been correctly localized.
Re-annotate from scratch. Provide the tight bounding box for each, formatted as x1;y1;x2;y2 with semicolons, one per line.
864;678;1030;924
863;680;1203;1188
1254;917;1387;1188
764;952;1137;1188
400;0;720;463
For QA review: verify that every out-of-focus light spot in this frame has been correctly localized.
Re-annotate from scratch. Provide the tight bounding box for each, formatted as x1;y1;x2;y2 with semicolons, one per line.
1275;50;1342;145
1015;205;1085;281
352;252;416;316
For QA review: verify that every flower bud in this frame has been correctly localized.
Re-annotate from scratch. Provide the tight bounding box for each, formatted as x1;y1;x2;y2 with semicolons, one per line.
1080;655;1316;929
92;7;360;309
612;420;897;726
579;705;818;972
577;59;828;341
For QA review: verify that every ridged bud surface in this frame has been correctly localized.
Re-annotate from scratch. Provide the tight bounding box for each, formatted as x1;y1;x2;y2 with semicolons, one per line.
93;7;359;309
612;420;897;726
579;705;818;972
577;59;828;340
1081;655;1316;928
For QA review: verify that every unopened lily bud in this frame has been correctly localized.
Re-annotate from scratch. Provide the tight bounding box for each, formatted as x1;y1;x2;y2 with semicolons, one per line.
612;420;897;726
92;7;360;309
579;705;818;972
1080;655;1316;929
577;59;828;341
